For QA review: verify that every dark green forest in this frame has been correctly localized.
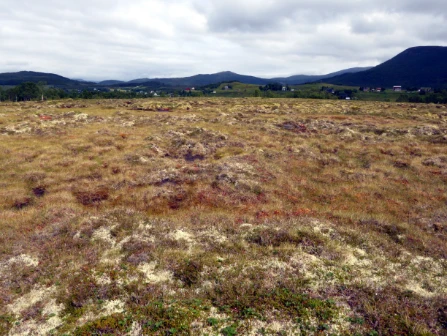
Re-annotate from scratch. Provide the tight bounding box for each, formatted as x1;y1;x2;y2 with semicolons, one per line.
0;82;142;101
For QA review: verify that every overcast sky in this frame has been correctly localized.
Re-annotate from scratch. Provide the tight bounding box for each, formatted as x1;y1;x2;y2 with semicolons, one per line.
1;0;446;81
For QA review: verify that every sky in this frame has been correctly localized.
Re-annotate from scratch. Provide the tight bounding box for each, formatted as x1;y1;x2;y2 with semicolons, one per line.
1;0;446;81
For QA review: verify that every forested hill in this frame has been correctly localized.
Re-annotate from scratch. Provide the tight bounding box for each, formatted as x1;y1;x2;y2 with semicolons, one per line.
0;71;87;85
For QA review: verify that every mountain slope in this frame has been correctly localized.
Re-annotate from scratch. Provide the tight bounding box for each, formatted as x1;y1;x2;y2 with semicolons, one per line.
121;68;372;87
1;68;373;88
0;71;85;85
98;80;125;85
112;81;171;89
272;67;372;85
126;69;375;87
127;72;271;86
323;46;447;88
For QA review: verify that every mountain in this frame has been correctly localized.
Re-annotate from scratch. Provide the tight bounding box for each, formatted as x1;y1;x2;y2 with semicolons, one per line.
0;65;390;89
323;46;447;88
0;71;85;86
272;67;372;85
113;81;171;90
119;68;372;87
126;78;154;84
1;68;373;88
73;78;94;83
98;80;125;85
127;71;271;86
322;67;374;77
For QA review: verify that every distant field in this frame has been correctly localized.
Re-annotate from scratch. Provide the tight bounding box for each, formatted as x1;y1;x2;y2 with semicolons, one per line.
211;82;426;102
0;98;446;335
355;91;409;102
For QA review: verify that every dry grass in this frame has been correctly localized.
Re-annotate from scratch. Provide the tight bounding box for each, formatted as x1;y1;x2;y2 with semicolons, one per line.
0;98;446;335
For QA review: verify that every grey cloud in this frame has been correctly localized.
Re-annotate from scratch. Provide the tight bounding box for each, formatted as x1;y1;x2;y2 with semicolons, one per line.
0;0;446;80
350;16;397;35
388;0;447;15
195;0;356;33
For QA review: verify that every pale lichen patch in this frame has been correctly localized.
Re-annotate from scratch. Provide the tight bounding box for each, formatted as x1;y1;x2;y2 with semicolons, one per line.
138;261;173;283
343;248;371;267
246;319;298;336
127;321;143;336
77;299;126;325
197;228;228;244
7;297;64;336
311;219;335;237
73;113;89;121
405;281;436;298
92;226;117;246
42;298;64;317
8;254;39;267
170;229;194;244
8;319;60;336
192;307;230;336
94;273;112;285
239;223;253;229
98;233;131;264
7;286;56;315
100;247;124;264
102;299;125;315
137;220;153;232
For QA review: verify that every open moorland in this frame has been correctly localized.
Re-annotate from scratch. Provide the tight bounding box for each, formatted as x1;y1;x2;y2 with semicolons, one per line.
0;98;446;335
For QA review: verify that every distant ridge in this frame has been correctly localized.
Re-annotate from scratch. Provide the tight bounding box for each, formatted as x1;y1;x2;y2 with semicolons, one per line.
323;46;447;88
112;68;372;87
7;45;446;89
127;71;271;86
271;67;373;85
0;68;371;88
0;71;87;86
98;80;125;85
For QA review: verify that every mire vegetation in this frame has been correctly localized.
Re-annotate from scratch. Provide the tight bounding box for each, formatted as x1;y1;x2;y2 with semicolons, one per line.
0;98;446;335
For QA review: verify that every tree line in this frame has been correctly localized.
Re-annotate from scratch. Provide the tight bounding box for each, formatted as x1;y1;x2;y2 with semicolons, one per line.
396;89;447;104
0;82;147;102
2;81;447;103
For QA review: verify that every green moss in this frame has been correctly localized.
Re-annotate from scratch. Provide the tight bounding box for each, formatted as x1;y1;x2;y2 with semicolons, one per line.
207;317;220;326
343;286;445;336
132;299;206;335
73;313;132;335
221;325;238;336
173;259;203;287
0;314;15;335
209;282;338;324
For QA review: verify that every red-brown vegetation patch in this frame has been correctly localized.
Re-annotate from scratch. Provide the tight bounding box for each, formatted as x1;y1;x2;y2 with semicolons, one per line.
73;186;110;206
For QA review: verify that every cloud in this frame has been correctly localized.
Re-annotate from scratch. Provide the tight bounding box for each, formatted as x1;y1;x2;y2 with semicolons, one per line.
350;13;397;35
0;0;445;80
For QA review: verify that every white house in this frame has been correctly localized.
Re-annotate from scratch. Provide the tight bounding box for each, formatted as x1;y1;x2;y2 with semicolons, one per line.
393;86;402;92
